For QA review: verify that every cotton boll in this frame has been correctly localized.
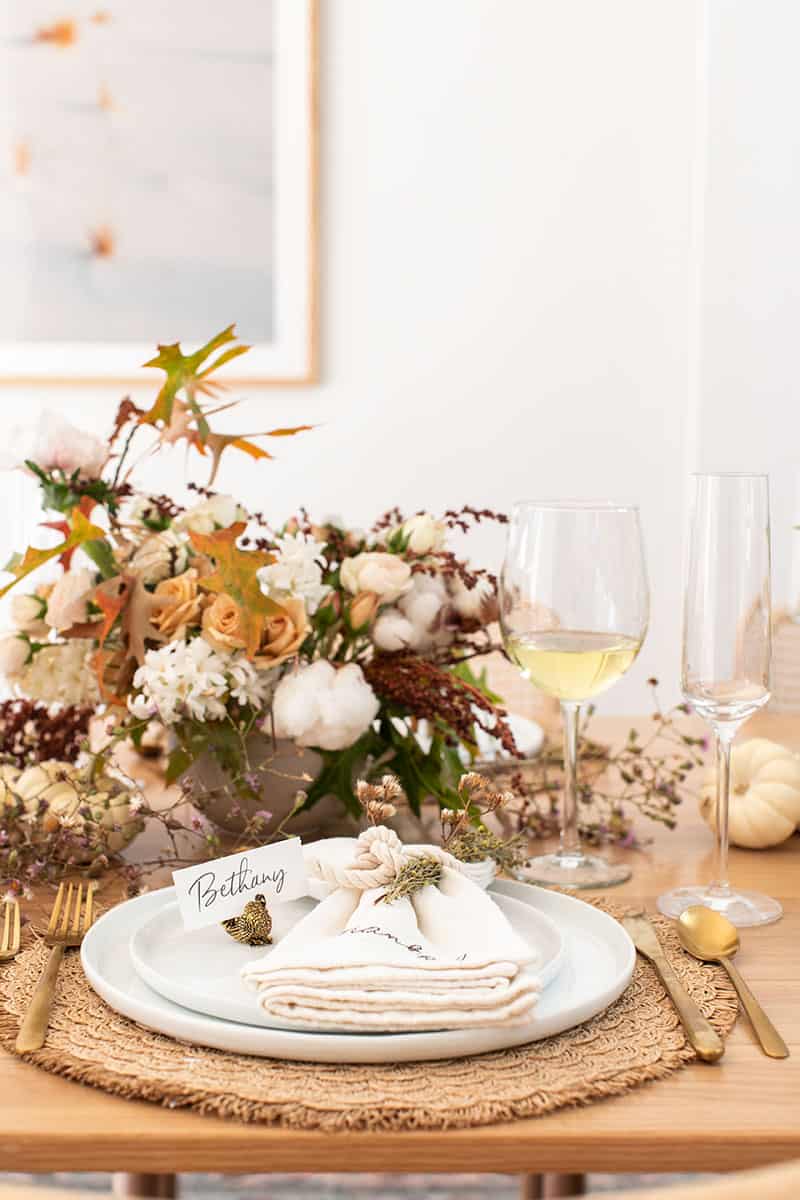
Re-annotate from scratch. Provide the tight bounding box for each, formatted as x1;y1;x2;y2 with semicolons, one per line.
313;664;380;751
373;608;415;652
272;661;379;751
395;574;452;651
448;575;494;620
272;661;332;740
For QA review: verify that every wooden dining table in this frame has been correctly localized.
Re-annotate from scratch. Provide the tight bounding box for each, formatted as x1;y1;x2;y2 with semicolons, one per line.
1;711;798;1187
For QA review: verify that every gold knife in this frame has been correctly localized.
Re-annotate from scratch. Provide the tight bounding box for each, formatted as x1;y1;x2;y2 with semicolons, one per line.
621;911;724;1063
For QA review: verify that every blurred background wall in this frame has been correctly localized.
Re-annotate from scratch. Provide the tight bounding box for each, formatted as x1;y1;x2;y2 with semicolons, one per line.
1;0;796;712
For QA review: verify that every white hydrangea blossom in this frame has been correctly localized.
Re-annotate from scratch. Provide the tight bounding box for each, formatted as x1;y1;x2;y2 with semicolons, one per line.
271;660;379;751
227;655;274;710
256;532;330;614
129;640;274;725
12;640;99;706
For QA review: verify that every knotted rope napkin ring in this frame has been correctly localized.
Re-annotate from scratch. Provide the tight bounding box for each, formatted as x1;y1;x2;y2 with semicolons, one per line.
304;825;466;895
221;894;273;946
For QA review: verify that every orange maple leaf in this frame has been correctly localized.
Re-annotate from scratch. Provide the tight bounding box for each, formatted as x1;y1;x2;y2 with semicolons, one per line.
189;523;284;658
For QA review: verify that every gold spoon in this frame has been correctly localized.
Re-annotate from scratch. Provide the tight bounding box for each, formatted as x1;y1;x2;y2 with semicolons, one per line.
677;905;789;1059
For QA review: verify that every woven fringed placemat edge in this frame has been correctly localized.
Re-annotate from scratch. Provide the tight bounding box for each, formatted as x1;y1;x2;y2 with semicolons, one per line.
0;897;740;1133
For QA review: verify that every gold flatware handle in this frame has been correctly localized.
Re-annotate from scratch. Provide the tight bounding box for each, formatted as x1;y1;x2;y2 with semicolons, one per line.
651;954;725;1063
15;944;64;1054
721;957;789;1059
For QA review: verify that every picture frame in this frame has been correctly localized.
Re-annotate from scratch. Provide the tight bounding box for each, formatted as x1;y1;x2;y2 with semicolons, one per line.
0;0;318;385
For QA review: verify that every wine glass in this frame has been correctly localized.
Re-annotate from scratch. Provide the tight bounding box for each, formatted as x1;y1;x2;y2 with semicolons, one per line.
500;501;649;888
658;473;780;927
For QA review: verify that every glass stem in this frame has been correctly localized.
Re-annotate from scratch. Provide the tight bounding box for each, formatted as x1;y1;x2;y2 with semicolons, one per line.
559;701;582;857
710;728;735;897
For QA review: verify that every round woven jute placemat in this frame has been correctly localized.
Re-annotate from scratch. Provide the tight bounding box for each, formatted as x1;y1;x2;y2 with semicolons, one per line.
0;899;738;1132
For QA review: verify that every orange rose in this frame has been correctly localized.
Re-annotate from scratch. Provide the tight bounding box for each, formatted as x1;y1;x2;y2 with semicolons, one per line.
201;593;246;653
254;598;310;669
152;569;202;638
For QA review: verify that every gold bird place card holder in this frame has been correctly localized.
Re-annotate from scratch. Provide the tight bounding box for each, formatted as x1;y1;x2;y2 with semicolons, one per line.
171;839;308;934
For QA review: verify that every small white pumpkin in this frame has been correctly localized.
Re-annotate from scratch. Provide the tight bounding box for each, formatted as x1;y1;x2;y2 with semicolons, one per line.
13;761;143;856
699;738;800;849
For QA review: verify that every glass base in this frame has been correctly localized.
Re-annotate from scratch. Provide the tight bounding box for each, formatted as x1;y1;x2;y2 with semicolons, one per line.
657;885;783;928
514;850;632;890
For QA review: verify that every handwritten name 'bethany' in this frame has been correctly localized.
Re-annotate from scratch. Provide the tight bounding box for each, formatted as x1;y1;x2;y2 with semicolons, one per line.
188;857;286;913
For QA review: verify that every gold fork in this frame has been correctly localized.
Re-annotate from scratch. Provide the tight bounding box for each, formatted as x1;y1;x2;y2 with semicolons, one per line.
0;898;21;963
16;881;95;1054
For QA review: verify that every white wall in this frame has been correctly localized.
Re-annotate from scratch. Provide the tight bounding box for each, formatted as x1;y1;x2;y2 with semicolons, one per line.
696;0;800;613
4;0;776;715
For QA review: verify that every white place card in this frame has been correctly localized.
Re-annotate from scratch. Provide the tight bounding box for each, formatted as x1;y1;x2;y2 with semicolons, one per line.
172;838;309;932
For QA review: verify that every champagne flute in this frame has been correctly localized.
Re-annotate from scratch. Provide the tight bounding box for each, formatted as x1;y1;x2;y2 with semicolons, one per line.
500;501;649;888
658;474;780;927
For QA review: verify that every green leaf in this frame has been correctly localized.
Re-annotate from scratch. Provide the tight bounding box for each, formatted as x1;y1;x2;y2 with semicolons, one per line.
165;746;194;786
83;538;118;580
450;659;503;705
141;325;249;428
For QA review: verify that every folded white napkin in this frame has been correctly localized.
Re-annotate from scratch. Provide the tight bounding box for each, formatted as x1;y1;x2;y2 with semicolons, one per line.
241;828;541;1032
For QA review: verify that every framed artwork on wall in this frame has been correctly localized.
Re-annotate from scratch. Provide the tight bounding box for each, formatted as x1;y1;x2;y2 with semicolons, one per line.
0;0;317;384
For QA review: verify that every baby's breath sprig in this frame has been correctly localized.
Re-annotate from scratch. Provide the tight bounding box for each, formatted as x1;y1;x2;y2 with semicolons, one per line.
440;770;526;871
356;774;405;826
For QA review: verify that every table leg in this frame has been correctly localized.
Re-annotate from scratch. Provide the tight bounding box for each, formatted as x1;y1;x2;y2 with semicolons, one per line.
543;1175;586;1198
519;1177;544;1199
112;1174;177;1199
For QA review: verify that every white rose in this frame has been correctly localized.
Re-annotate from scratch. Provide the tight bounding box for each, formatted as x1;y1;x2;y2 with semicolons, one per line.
178;494;246;535
272;660;380;751
402;513;446;555
129;530;188;584
45;568;95;631
7;411;108;479
10;593;48;635
339;552;412;604
0;634;30;677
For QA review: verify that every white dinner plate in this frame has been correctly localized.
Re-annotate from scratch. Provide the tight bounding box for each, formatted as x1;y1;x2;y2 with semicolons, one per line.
81;881;634;1063
128;891;565;1031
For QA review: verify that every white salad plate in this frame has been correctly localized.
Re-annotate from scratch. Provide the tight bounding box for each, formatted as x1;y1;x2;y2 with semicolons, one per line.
81;881;634;1064
128;890;565;1031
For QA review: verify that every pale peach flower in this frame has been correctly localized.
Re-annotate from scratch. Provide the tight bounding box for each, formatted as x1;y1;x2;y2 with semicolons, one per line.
151;569;202;638
0;635;29;677
348;590;379;629
254;598;310;669
45;568;94;631
201;594;246;653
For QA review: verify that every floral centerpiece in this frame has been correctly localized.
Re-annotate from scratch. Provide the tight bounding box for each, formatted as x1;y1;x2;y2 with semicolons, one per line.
0;327;517;846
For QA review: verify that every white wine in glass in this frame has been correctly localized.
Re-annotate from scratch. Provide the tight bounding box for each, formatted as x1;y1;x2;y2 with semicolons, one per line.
500;501;649;889
657;474;780;927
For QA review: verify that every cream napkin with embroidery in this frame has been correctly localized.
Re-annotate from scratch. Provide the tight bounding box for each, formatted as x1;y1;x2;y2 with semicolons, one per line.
241;827;541;1032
